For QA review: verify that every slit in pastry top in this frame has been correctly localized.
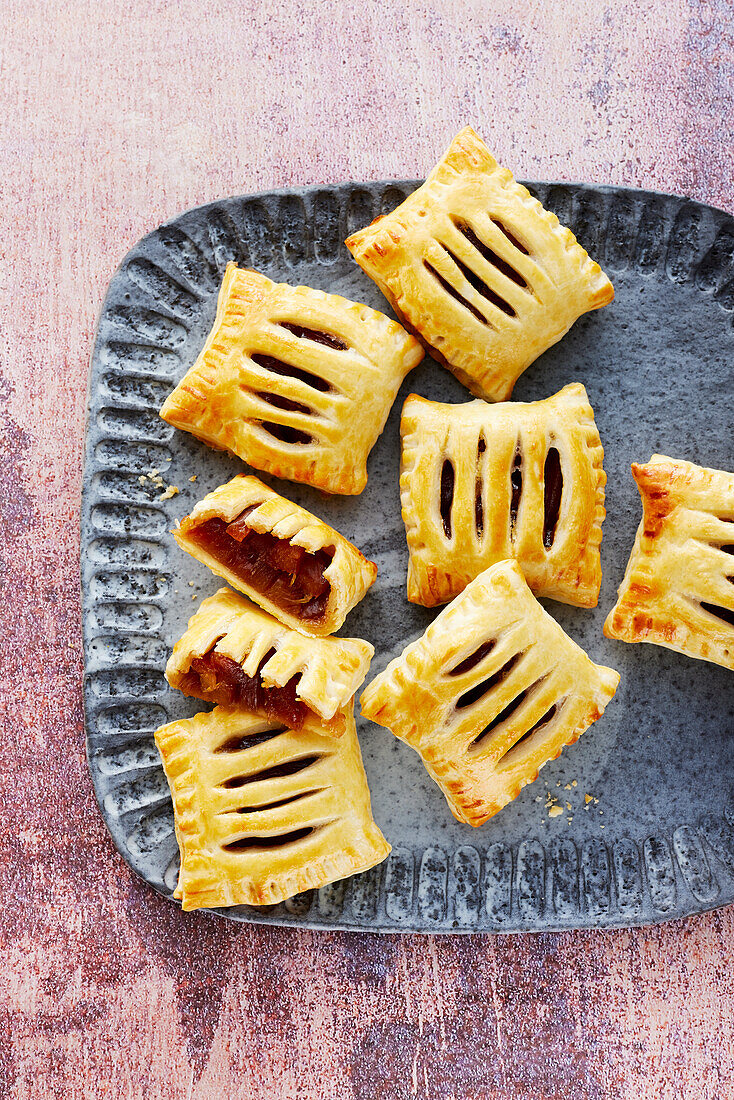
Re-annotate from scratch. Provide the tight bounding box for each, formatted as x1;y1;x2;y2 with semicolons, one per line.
346;126;613;403
159;264;424;495
400;383;606;608
165;585;375;738
174;473;377;637
154;704;391;910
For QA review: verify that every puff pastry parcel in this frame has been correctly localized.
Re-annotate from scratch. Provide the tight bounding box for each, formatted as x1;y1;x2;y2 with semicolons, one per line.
346;127;613;402
174;473;377;636
400;383;605;607
604;455;734;670
155;703;390;910
361;561;619;825
166;587;374;737
159;264;423;494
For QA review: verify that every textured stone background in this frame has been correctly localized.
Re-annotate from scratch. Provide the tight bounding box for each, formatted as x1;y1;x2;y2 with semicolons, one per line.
2;1;733;1097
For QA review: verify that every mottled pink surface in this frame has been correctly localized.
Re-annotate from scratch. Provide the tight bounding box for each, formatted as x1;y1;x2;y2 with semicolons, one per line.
2;1;733;1097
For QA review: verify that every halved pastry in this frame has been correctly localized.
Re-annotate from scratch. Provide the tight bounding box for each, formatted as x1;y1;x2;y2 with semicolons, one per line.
400;383;605;607
159;264;424;494
166;587;374;737
361;560;619;825
604;455;734;670
155;703;391;910
345;127;613;402
173;473;377;636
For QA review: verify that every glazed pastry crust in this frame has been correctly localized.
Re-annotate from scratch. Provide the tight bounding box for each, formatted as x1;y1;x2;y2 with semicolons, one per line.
604;455;734;670
361;561;619;825
401;383;605;607
166;587;375;736
345;127;613;403
155;704;391;910
159;264;423;495
174;473;377;636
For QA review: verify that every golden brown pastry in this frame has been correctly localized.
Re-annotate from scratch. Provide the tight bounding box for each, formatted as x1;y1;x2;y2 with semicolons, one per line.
345;127;613;402
361;560;619;825
166;587;374;737
155;703;391;910
173;473;377;636
400;383;605;607
159;264;424;494
604;455;734;670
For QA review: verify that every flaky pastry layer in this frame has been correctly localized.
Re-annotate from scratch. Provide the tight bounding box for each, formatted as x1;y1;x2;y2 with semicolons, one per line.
604;455;734;670
160;264;423;494
174;473;377;636
155;704;390;910
166;587;374;736
361;561;619;825
346;127;613;402
400;383;605;607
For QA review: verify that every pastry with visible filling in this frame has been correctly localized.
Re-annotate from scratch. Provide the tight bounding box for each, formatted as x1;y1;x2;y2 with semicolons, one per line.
173;474;377;636
604;455;734;670
166;587;374;737
345;127;613;402
159;264;424;495
400;383;605;607
155;703;390;910
361;560;619;825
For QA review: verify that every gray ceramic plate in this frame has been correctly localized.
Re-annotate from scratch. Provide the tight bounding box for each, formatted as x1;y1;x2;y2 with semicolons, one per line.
82;179;734;933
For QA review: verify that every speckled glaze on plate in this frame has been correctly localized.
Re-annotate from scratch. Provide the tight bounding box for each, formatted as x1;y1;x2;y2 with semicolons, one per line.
81;180;734;933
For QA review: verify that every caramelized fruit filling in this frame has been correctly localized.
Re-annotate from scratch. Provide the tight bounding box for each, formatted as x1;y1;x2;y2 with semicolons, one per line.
424;261;489;324
440;241;517;316
189;509;333;622
509;447;523;537
277;322;348;351
185;649;309;729
440;459;455;538
543;447;563;549
475;435;486;536
456;651;523;710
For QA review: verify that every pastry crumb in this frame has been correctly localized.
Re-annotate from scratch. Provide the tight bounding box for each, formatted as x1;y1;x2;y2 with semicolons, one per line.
545;791;563;818
585;794;594;804
158;485;180;501
189;475;198;482
572;780;577;787
146;467;169;492
566;802;572;811
564;783;572;790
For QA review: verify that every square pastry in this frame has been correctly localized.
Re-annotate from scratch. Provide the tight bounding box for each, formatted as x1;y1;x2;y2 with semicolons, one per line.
604;455;734;670
155;703;390;910
166;587;374;737
400;383;605;607
361;560;619;825
159;263;423;494
173;473;377;636
346;127;613;402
